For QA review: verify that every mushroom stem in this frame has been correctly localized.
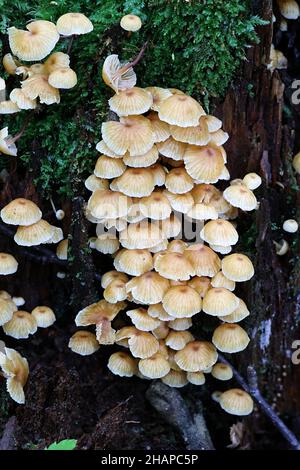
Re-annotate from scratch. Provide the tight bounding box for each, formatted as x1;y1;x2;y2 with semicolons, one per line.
8;112;33;145
219;354;300;450
128;40;148;68
49;197;57;214
67;34;75;55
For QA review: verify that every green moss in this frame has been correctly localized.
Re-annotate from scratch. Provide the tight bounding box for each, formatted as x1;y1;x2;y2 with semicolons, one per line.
0;0;265;196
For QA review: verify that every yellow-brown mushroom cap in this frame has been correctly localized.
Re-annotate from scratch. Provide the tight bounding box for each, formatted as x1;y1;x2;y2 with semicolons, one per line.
56;12;93;36
1;198;42;226
174;340;218;372
120;14;142;32
219;388;254;416
212;323;250;353
68;330;99;356
0;252;18;275
8;21;59;61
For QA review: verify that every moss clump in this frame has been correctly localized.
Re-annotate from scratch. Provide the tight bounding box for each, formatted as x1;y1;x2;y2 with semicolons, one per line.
0;0;265;197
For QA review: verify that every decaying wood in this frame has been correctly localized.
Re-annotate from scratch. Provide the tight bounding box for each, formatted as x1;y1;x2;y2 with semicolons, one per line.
146;381;214;450
0;416;18;450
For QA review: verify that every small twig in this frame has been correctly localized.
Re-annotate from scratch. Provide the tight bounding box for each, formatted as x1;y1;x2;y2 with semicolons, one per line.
219;354;300;450
0;221;102;281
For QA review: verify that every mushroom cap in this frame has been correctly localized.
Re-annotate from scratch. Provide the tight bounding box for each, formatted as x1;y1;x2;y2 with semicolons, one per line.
242;172;262;190
123;146;159;168
165;330;194;350
223;184;257;211
187;371;206;385
3;53;19;75
84;174;109;192
139;191;171;221
0;298;17;325
94;233;120;255
221;253;254;282
152;323;170;340
277;0;300;19
292;152;300;173
188;276;211;297
101;116;154;157
126;308;161;331
0;127;17;156
120;14;142;32
3;310;37;339
56;239;68;260
201;114;222;133
171;119;210;146
47;226;64;244
162;285;202;318
187;202;218;221
120;220;164;249
211;271;235;291
108;351;137;376
149;163;166;186
114;248;153;276
31;306;56;328
88;189;131;219
102;54;137;93
209;244;232;254
219;389;254;416
146;87;172;112
211;362;233;381
219;298;250;323
96;139;123;158
184;145;225;183
167;240;188;253
161;369;188;388
0;100;21;114
212;323;250;353
158;94;205;127
116;327;159;359
147;112;171;142
191;183;221;204
48;67;77;89
168;317;192;331
283;219;299;233
10;88;37;110
112;168;155;197
101;270;129;289
75;299;124;326
154;251;195;281
148;303;173;321
0;290;11;300
126;271;170;304
8;21;59;61
165;167;194;194
156;214;182;239
209;128;229;146
0;347;29;404
56;12;93;36
14;220;54;246
157;137;186;161
200;219;238;246
68;330;99;356
0;253;18;275
174;340;218;372
138;352;170;379
109;87;152;116
21;74;60;105
44;52;70;73
164;190;194;214
1;198;42;226
184;244;221;277
203;287;240;317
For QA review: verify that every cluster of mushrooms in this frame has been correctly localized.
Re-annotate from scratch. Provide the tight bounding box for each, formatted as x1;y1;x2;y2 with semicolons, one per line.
67;49;266;416
269;0;300;71
0;12;93;156
0;12;94;404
